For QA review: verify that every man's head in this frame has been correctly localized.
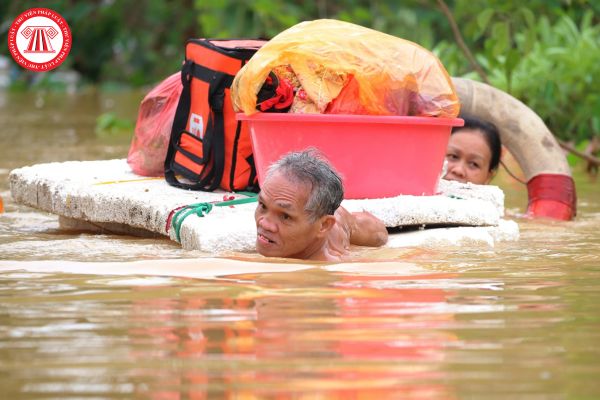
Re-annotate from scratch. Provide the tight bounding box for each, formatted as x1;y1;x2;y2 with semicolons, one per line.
255;149;344;259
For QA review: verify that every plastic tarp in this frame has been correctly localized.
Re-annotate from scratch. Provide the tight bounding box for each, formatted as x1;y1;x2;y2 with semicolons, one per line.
232;19;460;118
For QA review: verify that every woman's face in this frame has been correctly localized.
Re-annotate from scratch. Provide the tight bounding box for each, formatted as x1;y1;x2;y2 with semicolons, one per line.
444;129;495;185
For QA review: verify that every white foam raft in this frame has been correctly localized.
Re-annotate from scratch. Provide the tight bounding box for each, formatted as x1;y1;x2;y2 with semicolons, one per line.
9;159;519;253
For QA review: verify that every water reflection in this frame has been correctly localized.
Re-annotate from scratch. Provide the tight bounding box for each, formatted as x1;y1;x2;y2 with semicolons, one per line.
0;236;597;398
118;269;463;398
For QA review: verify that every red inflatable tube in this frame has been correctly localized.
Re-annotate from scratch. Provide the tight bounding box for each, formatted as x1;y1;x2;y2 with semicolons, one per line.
526;174;577;220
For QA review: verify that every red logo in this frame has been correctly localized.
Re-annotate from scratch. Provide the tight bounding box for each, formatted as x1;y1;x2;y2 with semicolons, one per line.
7;8;72;72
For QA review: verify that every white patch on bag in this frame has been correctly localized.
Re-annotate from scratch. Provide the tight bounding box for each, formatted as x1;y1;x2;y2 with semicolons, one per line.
189;113;204;138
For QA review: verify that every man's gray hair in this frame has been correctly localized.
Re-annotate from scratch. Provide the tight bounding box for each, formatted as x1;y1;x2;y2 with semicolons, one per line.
266;149;344;220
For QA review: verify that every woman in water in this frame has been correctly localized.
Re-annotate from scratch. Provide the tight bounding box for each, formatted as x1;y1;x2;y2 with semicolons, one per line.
444;117;502;185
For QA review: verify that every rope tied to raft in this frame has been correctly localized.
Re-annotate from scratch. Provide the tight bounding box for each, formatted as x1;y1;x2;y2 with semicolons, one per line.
168;193;258;243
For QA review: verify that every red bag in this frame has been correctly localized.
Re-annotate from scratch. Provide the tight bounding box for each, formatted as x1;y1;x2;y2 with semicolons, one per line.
127;72;183;176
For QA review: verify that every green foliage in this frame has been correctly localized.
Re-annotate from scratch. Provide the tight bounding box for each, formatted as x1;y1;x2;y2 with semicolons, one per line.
192;0;440;49
432;0;600;144
507;13;600;142
450;0;568;91
567;140;590;166
194;0;305;38
95;112;134;138
441;2;600;142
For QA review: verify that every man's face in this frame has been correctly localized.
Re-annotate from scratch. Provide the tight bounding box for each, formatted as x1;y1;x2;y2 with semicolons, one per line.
255;171;324;259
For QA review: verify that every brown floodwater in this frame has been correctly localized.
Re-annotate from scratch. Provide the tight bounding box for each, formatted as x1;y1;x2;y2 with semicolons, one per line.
0;90;599;399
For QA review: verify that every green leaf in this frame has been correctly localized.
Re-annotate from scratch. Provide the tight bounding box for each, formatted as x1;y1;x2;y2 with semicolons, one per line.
491;21;510;57
477;9;495;31
491;22;509;57
505;49;520;75
581;10;594;31
95;112;134;137
520;7;535;29
567;140;588;166
592;117;600;135
522;28;537;53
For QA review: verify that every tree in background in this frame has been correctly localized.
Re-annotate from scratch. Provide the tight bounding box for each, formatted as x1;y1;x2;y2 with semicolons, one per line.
436;0;599;143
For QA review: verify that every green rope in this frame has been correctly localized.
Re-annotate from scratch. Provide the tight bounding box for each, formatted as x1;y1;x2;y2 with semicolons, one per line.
235;191;259;198
171;194;258;242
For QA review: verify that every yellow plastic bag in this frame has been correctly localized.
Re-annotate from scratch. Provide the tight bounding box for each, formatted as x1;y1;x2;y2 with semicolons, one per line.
232;19;460;118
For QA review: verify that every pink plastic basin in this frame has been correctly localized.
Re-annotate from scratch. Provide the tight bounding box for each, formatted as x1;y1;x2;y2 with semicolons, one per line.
236;113;464;199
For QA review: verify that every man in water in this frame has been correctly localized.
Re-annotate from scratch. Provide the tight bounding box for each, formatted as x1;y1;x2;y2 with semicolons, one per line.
255;150;388;261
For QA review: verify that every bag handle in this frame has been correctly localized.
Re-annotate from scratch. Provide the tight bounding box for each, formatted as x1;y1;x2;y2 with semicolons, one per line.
164;61;199;189
204;70;234;191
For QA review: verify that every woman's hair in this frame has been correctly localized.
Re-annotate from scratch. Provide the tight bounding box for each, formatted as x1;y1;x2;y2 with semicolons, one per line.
266;149;344;221
452;116;502;171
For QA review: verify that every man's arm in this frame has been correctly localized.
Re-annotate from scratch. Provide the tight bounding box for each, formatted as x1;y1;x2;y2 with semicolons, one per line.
338;207;388;247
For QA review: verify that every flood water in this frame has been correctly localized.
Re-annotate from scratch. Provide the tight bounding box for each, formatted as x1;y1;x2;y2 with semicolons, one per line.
1;90;599;399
